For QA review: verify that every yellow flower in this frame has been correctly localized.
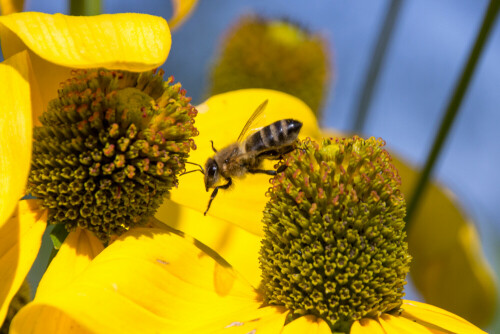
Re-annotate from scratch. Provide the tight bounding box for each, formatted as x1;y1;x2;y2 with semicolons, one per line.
167;90;497;326
9;226;486;333
0;11;173;326
202;11;497;325
8;89;485;333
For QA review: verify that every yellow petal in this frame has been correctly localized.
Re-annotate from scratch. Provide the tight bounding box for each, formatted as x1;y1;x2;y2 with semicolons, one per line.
0;12;170;71
378;313;434;333
401;300;486;334
35;229;104;300
156;200;263;288
169;0;199;30
199;305;288;333
11;305;93;334
0;199;47;324
0;50;31;227
322;128;497;327
170;89;321;236
351;318;386;334
0;0;23;15
12;227;263;333
0;12;171;124
282;315;332;334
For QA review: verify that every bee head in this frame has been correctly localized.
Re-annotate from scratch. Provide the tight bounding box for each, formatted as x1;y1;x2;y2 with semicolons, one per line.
204;158;219;191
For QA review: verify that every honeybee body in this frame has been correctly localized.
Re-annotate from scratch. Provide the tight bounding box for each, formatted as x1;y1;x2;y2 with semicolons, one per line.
211;119;302;180
203;106;303;215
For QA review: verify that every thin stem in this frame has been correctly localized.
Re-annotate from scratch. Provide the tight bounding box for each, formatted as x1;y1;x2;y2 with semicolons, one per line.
70;0;101;16
405;0;500;229
352;0;403;133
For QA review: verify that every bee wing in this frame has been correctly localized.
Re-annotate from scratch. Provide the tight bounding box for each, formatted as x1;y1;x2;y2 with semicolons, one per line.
237;99;269;143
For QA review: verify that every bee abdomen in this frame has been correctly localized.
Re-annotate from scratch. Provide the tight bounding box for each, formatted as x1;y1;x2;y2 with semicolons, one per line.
245;119;303;152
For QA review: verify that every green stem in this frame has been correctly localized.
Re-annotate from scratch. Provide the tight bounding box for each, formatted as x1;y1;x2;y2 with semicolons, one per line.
70;0;101;16
352;0;403;133
405;0;500;229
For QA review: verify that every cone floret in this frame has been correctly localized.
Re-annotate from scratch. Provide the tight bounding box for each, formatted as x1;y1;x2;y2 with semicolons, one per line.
260;137;410;331
27;69;198;241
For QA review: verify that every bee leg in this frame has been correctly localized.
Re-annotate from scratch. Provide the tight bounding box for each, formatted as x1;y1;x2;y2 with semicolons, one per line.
248;169;278;176
204;177;232;216
276;164;288;173
210;140;218;153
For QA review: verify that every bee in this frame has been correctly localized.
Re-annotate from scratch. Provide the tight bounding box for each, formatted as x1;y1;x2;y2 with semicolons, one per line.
188;99;303;215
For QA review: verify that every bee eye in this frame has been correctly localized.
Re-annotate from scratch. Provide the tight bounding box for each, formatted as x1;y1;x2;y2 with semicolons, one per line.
208;165;217;178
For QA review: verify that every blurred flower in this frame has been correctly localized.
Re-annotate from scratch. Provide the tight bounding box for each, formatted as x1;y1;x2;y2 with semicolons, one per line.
0;11;190;327
0;0;23;15
168;0;199;30
209;15;330;119
10;136;485;333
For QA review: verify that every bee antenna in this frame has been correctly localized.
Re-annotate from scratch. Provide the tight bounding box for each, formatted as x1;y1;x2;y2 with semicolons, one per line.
181;161;205;176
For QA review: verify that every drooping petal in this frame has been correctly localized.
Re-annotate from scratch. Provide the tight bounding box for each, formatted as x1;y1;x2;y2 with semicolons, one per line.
0;199;47;325
170;89;321;236
393;155;497;327
0;12;171;124
0;0;23;15
169;0;199;30
401;300;487;334
322;128;497;327
351;318;386;334
156;200;262;287
282;315;332;334
11;227;264;333
0;50;31;227
34;229;104;300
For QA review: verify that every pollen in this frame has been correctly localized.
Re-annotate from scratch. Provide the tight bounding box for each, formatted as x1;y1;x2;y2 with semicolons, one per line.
27;69;198;242
259;137;410;332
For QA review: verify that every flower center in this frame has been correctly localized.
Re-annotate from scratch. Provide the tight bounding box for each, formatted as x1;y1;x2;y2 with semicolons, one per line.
27;69;198;242
209;15;329;116
259;137;411;332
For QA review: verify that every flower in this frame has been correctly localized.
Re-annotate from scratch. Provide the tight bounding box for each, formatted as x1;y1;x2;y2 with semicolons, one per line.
8;88;486;332
168;90;497;325
201;12;498;325
0;11;198;327
208;15;330;118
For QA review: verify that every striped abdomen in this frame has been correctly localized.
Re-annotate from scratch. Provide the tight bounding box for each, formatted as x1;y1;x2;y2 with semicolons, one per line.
244;119;302;153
